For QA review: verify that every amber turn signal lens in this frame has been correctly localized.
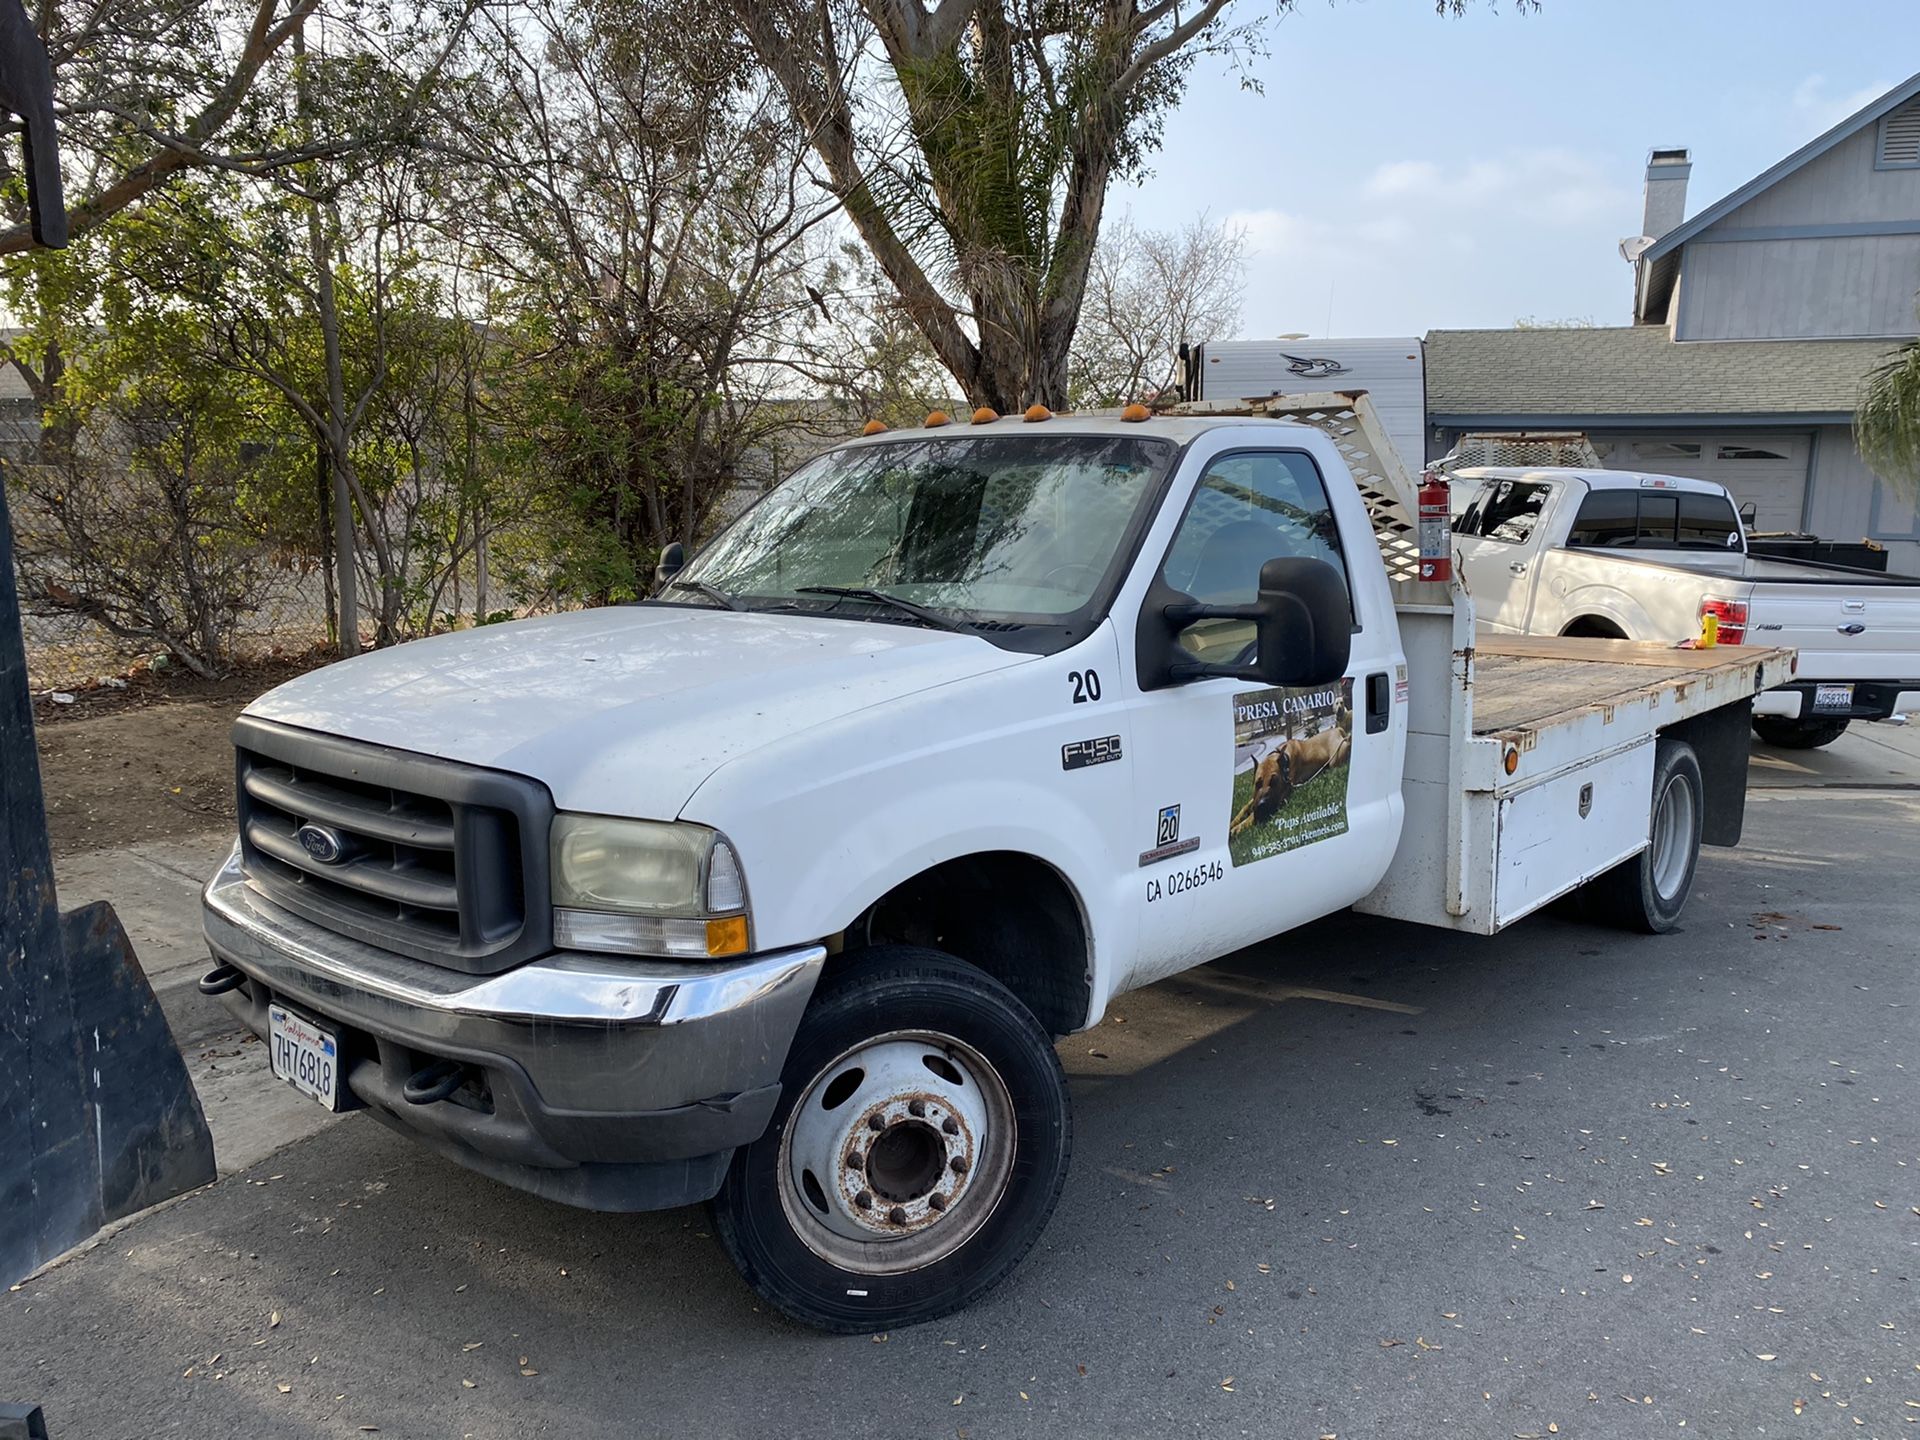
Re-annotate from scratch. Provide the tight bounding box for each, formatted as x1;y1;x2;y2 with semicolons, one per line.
705;915;749;957
924;410;951;427
970;406;998;424
861;419;888;436
1023;404;1052;422
1503;747;1519;775
1119;403;1150;422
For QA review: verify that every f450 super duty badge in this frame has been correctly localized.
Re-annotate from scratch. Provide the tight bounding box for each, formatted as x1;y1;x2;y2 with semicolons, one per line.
1061;735;1122;770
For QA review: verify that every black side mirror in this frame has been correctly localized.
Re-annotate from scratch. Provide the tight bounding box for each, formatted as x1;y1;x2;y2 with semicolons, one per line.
1737;501;1757;528
1143;556;1351;689
654;541;686;592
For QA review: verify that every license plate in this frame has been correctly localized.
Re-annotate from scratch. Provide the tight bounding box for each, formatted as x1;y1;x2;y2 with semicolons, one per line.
1812;682;1854;713
268;1004;344;1111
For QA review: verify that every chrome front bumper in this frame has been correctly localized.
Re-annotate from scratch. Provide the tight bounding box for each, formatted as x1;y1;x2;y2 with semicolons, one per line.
202;847;825;1210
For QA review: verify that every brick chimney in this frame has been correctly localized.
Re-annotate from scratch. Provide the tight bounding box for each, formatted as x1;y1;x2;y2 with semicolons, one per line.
1642;147;1691;238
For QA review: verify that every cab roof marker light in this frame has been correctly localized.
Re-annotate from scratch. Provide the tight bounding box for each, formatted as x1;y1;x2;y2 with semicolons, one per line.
924;409;951;427
1023;404;1052;422
1120;403;1150;422
970;406;999;425
861;419;888;436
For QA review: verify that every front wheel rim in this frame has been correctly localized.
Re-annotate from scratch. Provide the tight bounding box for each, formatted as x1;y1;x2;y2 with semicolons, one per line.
777;1029;1017;1275
1648;771;1697;901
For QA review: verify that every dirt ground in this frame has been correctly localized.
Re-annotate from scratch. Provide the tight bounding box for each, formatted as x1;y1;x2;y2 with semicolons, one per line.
30;656;322;857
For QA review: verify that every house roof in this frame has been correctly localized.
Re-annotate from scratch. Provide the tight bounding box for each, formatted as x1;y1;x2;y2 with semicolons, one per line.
1636;70;1920;322
1425;326;1901;426
1644;70;1920;264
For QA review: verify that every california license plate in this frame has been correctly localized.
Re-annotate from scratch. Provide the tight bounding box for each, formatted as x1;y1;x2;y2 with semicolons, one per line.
268;1004;344;1110
1812;682;1854;713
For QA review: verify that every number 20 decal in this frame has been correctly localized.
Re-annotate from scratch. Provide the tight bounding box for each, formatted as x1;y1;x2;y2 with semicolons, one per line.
1069;669;1102;703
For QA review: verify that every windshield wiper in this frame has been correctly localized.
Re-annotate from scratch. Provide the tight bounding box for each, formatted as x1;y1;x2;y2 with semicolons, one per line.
664;578;744;612
794;585;971;633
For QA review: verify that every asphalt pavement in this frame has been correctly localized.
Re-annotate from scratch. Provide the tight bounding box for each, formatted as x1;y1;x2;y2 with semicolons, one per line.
7;779;1916;1440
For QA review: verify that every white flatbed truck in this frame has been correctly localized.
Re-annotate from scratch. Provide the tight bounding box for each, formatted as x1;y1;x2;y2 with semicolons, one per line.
201;392;1791;1331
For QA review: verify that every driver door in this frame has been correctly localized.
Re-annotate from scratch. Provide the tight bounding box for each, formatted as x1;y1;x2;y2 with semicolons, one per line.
1123;446;1405;991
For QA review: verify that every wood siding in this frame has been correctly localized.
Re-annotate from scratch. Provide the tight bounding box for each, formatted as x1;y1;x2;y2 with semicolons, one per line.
1673;125;1920;341
1677;233;1920;339
1805;423;1920;575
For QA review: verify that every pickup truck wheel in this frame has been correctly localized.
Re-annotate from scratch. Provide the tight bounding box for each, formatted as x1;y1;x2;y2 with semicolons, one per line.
711;946;1070;1333
1588;738;1703;934
1752;715;1850;749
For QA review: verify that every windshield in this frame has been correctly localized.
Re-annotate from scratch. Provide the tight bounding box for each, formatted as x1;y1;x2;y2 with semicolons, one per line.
674;434;1175;629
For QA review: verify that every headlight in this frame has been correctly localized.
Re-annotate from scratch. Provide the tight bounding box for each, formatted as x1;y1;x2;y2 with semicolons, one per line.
550;814;750;959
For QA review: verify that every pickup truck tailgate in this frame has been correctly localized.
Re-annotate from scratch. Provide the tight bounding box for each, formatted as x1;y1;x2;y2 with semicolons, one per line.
1743;567;1920;682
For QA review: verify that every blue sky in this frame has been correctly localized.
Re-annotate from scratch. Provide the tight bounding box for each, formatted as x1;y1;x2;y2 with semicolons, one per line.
1119;0;1920;338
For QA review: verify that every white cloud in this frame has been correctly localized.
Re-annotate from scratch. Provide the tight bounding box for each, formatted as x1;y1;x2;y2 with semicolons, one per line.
1791;73;1895;134
1362;150;1628;225
1224;148;1632;336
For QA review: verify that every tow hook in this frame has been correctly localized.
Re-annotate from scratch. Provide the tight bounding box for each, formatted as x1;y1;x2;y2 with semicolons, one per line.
401;1058;466;1106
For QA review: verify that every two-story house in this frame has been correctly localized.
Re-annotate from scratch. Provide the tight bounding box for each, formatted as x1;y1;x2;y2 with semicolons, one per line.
1425;71;1920;574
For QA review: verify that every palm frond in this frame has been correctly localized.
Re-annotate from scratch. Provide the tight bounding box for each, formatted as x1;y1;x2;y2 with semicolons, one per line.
1857;336;1920;497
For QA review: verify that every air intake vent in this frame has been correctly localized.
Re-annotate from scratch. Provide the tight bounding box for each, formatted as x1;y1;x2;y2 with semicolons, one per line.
1881;99;1920;168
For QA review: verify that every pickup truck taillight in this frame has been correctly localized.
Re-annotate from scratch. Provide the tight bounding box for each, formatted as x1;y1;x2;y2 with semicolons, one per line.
1699;598;1747;645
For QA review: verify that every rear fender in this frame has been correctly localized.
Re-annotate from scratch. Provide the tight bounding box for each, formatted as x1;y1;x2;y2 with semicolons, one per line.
1555;583;1657;640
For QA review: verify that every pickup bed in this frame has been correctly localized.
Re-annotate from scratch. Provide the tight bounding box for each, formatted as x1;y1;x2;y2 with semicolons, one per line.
1452;465;1920;747
201;394;1788;1332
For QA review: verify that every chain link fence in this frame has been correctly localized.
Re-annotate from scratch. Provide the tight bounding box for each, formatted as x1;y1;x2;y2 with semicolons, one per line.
18;561;337;693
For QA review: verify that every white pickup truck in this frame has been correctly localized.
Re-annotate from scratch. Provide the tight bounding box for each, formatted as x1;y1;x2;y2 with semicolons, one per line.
1452;466;1920;748
200;396;1790;1332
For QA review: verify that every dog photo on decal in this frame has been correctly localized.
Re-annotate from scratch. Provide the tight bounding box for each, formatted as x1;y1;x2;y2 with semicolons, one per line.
1228;678;1353;867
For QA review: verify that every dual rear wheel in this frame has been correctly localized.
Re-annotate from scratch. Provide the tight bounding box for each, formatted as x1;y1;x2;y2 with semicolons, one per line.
1583;736;1704;933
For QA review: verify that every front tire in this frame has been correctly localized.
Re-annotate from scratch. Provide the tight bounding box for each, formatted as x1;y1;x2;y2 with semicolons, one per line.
1587;737;1704;933
712;946;1071;1333
1753;715;1850;749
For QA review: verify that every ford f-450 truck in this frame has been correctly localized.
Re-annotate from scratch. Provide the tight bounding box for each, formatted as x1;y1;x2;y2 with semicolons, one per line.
202;395;1791;1331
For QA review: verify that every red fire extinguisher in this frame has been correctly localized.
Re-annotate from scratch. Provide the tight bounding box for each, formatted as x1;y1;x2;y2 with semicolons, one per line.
1417;469;1452;583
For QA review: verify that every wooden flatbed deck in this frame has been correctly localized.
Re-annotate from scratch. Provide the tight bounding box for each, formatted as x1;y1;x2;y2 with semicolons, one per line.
1470;635;1791;739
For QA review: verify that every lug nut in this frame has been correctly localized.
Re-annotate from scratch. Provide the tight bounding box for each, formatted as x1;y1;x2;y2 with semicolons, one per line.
928;1193;948;1212
846;1150;864;1171
950;1155;968;1174
907;1099;926;1118
888;1206;908;1225
854;1190;873;1210
867;1114;885;1131
941;1117;959;1136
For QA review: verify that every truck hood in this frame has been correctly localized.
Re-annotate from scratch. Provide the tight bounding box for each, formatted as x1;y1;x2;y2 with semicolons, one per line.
245;606;1030;816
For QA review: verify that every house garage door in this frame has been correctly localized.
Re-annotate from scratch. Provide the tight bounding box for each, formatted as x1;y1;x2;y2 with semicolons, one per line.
1601;433;1810;532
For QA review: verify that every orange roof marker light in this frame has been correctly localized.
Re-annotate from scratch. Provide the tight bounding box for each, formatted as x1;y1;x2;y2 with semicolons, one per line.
970;406;999;425
924;410;951;428
1023;404;1052;422
861;419;889;436
1119;403;1151;423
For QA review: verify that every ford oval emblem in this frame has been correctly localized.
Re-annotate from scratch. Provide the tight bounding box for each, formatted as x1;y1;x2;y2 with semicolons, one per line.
1837;622;1867;636
295;823;347;864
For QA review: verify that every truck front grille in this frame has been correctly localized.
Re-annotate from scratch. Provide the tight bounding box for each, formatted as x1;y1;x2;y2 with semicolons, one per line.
232;717;554;974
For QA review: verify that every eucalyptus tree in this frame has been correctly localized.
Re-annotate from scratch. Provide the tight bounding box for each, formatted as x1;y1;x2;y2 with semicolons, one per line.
735;0;1526;411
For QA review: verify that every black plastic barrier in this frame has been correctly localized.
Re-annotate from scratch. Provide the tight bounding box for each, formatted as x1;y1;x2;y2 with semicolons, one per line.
0;0;213;1297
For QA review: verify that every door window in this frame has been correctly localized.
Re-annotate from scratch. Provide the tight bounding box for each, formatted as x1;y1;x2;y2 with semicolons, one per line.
1159;451;1352;665
1676;492;1742;549
1455;480;1552;544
